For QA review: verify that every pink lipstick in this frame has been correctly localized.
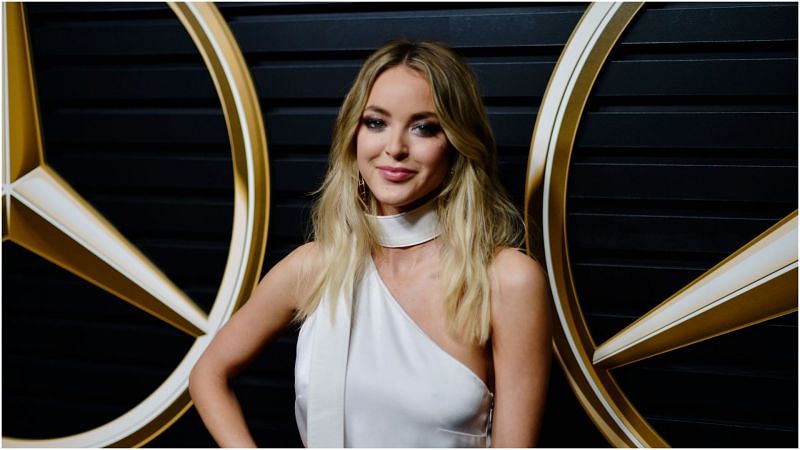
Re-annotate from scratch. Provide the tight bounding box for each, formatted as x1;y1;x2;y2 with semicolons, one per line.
377;166;416;182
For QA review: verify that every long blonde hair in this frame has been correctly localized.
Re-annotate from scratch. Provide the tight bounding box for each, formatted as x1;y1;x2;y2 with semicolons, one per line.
295;40;523;345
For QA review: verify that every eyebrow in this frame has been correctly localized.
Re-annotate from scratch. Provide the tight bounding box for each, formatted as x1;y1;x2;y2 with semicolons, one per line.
363;105;438;122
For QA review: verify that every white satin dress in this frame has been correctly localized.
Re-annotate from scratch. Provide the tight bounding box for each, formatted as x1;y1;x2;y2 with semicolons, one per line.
294;202;494;448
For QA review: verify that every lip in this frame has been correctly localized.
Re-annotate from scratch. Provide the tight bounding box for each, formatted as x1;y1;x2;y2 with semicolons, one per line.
377;166;416;182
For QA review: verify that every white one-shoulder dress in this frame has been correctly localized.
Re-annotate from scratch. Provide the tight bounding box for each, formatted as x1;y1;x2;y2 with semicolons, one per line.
294;203;494;448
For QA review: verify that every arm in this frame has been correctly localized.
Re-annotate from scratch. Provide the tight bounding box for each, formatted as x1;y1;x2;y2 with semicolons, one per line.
189;242;320;447
489;248;552;448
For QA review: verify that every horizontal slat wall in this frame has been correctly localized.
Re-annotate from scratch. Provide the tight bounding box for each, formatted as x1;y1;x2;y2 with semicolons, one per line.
4;1;796;448
568;2;797;447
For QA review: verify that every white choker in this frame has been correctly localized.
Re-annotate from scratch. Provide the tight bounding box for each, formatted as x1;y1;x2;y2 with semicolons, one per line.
371;201;441;248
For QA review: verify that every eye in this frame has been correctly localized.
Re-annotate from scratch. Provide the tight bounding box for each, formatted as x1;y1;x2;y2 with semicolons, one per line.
412;122;442;137
363;117;386;130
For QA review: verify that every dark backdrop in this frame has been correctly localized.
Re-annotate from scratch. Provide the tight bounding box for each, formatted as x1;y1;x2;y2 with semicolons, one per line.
3;2;797;447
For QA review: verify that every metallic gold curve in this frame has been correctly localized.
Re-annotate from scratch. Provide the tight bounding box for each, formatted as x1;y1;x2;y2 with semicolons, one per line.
3;1;44;238
594;211;798;369
2;1;270;447
168;2;270;327
524;2;666;448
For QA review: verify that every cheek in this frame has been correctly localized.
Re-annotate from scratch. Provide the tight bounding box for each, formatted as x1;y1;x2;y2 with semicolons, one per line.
419;140;450;178
355;130;367;162
356;128;380;161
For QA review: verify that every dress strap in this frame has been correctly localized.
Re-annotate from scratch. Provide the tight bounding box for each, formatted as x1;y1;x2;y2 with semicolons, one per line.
307;286;351;447
306;261;356;446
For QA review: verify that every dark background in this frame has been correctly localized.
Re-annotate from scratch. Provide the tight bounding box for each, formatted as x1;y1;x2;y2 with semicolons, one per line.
3;2;797;447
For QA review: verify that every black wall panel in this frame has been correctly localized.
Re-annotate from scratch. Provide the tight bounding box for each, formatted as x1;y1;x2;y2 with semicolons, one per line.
3;2;796;448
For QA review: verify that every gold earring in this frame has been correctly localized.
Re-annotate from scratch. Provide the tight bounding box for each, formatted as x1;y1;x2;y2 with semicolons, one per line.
358;175;367;201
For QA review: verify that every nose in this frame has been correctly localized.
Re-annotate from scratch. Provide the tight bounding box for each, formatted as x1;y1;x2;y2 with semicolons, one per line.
385;128;409;160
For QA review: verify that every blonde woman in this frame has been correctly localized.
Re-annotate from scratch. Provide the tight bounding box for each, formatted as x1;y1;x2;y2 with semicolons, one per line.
189;40;552;448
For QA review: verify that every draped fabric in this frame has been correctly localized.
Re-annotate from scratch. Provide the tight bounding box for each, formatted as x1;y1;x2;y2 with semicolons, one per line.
295;259;493;447
295;201;493;447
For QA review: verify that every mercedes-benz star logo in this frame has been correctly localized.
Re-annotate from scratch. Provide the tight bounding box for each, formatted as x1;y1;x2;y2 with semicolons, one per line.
2;3;269;447
525;3;798;447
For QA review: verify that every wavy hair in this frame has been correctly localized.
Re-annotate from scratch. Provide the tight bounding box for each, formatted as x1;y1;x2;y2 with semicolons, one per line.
295;40;524;345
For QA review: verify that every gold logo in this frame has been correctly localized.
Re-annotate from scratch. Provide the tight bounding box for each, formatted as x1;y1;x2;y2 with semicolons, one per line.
524;3;798;447
2;3;269;446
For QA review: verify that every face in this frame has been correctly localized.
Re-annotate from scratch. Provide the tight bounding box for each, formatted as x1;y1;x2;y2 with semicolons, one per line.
356;65;450;215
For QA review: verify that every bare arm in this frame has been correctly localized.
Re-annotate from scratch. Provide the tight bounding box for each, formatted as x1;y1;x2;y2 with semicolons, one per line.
189;242;319;447
489;248;552;447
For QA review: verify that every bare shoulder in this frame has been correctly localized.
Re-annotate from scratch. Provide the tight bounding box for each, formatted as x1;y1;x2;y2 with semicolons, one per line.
251;241;322;310
280;241;323;278
286;241;323;289
489;248;549;308
488;247;551;336
286;240;321;261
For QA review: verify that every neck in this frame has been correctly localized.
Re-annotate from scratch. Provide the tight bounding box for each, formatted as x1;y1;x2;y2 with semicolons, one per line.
374;236;442;276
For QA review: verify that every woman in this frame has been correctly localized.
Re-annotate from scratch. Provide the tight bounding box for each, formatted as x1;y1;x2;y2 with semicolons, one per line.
189;40;551;448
